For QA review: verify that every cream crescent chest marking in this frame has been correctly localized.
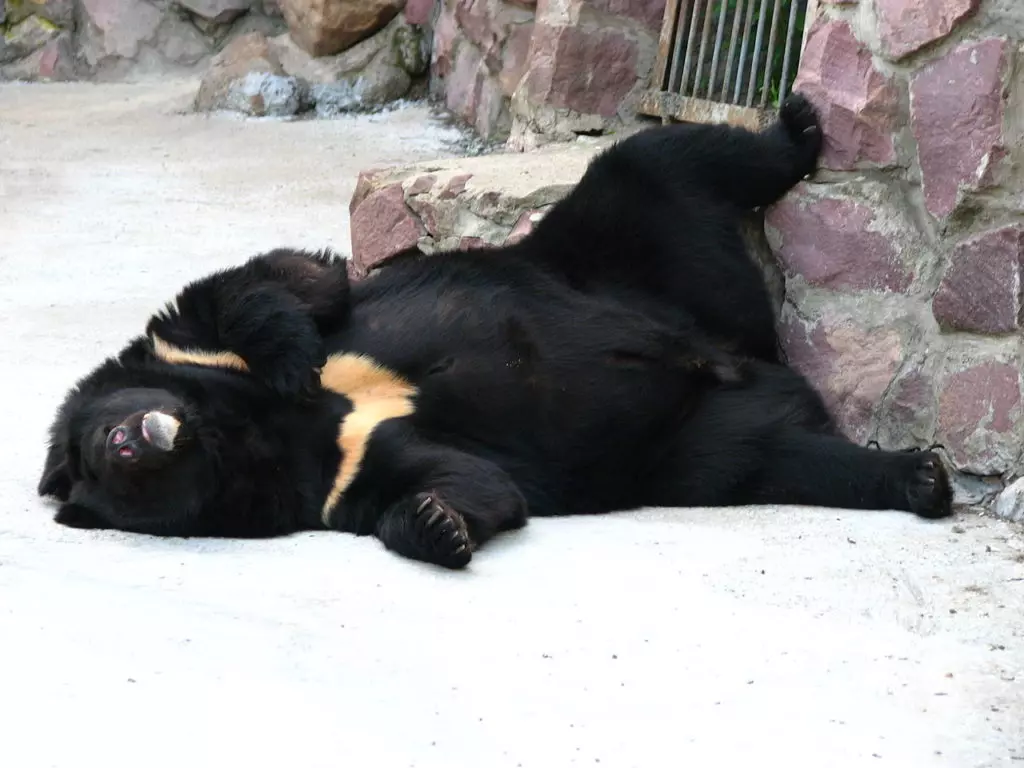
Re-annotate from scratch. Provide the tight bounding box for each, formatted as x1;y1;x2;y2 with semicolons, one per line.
319;354;418;526
151;336;417;527
151;334;250;372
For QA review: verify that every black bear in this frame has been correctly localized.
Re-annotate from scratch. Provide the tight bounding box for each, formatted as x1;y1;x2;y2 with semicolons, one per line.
37;94;953;569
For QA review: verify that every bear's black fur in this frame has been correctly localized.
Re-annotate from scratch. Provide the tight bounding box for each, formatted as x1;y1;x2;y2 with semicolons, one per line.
37;94;954;569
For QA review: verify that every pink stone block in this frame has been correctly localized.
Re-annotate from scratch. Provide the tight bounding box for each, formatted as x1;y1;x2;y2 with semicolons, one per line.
522;23;638;117
350;184;425;276
792;19;899;170
933;226;1024;334
782;314;903;442
939;361;1022;473
876;0;980;60
910;37;1007;219
766;192;911;292
405;0;435;25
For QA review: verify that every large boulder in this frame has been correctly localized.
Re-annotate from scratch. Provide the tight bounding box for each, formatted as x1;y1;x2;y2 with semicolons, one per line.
278;0;406;56
195;31;292;112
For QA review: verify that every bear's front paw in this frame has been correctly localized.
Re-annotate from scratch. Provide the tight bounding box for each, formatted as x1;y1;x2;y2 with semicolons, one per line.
411;491;473;569
905;452;954;520
780;92;822;141
251;341;326;401
779;92;823;176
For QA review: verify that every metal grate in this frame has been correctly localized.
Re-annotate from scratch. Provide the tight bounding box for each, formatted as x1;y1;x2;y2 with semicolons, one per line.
640;0;813;129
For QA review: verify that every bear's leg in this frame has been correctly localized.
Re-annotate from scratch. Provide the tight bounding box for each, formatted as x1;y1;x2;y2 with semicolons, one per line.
648;423;953;520
609;91;823;211
747;428;953;518
145;250;351;399
645;364;953;519
339;427;529;568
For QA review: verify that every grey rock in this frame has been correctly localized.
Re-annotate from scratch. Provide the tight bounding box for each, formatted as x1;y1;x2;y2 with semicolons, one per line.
177;0;252;24
3;0;74;27
393;23;427;76
224;71;305;116
993;478;1024;523
0;16;59;65
157;15;214;66
311;58;410;116
195;31;284;111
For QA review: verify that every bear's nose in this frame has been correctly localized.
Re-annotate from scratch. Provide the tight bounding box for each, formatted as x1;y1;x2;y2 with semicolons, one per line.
107;427;128;449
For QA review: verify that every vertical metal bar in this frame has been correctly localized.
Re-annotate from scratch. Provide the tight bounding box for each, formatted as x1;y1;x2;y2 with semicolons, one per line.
745;0;771;106
678;0;705;96
759;0;784;107
732;0;757;103
660;0;685;92
720;0;747;102
692;0;717;98
706;0;730;99
667;0;693;93
777;0;803;101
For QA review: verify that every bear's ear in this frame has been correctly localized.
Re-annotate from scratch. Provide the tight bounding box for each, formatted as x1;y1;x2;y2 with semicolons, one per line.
37;458;72;501
38;440;75;501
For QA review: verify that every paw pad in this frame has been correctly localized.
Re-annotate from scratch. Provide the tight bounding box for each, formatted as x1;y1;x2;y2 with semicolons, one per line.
413;492;473;569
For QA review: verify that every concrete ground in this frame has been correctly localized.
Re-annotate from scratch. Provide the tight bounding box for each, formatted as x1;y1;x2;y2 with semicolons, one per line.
1;80;1022;768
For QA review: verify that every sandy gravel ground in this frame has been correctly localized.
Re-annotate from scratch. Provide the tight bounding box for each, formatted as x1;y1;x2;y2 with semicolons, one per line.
1;79;1022;768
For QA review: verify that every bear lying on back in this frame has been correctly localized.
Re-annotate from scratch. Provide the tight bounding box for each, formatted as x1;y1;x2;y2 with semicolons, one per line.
37;94;953;569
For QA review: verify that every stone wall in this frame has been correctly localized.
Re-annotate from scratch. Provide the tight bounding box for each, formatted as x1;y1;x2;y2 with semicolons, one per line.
766;0;1024;506
0;0;288;81
428;0;665;144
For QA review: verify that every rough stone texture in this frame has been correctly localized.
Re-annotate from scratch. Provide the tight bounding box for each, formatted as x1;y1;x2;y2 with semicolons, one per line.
933;226;1024;335
223;71;305;115
348;136;606;274
938;359;1022;476
875;0;981;60
0;29;75;80
194;31;286;111
279;0;404;56
0;16;59;65
405;0;435;25
0;0;289;81
156;15;213;66
792;19;899;170
430;0;662;144
520;24;638;117
588;0;664;30
428;0;536;140
4;0;75;26
765;185;914;293
349;183;427;277
311;59;411;115
178;0;253;24
191;14;420;116
270;23;388;82
768;7;1023;503
79;0;164;63
910;37;1008;220
994;477;1024;522
782;310;905;444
